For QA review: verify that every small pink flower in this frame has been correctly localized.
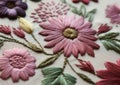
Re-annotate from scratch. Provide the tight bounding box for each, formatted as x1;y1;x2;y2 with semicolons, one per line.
30;1;70;24
0;25;11;35
0;48;36;82
97;24;112;35
106;4;120;24
96;59;120;85
13;28;26;39
76;59;95;74
40;15;99;58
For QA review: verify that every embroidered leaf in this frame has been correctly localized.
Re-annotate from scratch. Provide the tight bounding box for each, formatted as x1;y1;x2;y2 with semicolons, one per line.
99;32;120;54
61;0;67;3
71;6;78;14
42;67;76;85
28;43;43;52
79;5;86;17
102;40;120;54
0;40;4;49
86;9;97;17
77;73;95;84
88;14;94;22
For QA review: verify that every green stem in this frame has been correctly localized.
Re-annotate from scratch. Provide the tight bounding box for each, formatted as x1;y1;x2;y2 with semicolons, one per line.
0;35;53;55
31;33;43;50
67;59;95;84
31;33;53;55
62;57;68;72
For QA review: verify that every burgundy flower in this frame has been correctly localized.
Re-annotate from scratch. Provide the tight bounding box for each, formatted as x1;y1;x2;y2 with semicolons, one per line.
0;25;11;35
40;15;99;58
0;48;36;82
97;24;112;35
106;4;120;24
0;0;28;19
76;59;95;74
72;0;98;4
96;59;120;85
13;28;26;39
30;1;70;23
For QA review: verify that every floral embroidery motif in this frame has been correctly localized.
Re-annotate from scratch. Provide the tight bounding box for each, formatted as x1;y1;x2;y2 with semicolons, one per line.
30;1;70;24
0;0;120;85
72;0;98;4
40;15;100;57
76;59;95;74
96;59;120;85
106;4;120;24
0;0;28;19
0;48;36;82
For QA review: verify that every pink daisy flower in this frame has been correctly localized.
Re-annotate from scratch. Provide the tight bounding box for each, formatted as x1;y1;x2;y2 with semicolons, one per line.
0;48;36;82
96;59;120;85
106;4;120;24
40;15;99;58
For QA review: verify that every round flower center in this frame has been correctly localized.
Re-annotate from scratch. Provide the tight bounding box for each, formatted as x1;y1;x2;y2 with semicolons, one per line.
9;55;26;69
63;28;78;39
6;1;16;9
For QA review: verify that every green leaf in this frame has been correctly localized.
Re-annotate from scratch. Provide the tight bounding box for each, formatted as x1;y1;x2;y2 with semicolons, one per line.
99;32;119;40
79;5;86;17
71;7;78;14
102;39;120;54
77;73;95;84
86;9;97;17
60;0;66;3
38;56;58;68
42;67;76;85
88;14;94;22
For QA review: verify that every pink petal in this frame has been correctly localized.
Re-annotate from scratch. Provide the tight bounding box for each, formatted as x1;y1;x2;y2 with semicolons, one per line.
48;17;65;30
64;40;73;57
63;15;76;27
26;56;36;63
24;67;35;76
72;43;79;58
11;68;20;82
25;62;36;69
77;22;92;30
0;66;13;79
96;70;120;79
96;79;120;85
44;33;62;41
53;39;69;53
105;62;120;74
116;59;120;66
74;40;86;56
78;37;99;49
40;23;58;31
85;44;95;57
0;57;9;70
20;68;29;81
79;28;96;35
45;36;64;48
70;16;84;29
40;30;59;36
81;34;97;41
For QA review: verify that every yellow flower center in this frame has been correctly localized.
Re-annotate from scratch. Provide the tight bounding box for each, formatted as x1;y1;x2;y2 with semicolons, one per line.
63;28;78;39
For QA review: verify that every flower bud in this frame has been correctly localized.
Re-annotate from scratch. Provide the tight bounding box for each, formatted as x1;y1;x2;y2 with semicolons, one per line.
19;17;33;34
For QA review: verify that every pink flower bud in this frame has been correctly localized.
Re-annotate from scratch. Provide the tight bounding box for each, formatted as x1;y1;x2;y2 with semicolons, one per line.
13;28;26;39
76;59;95;74
0;25;11;35
72;0;80;3
97;24;112;35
